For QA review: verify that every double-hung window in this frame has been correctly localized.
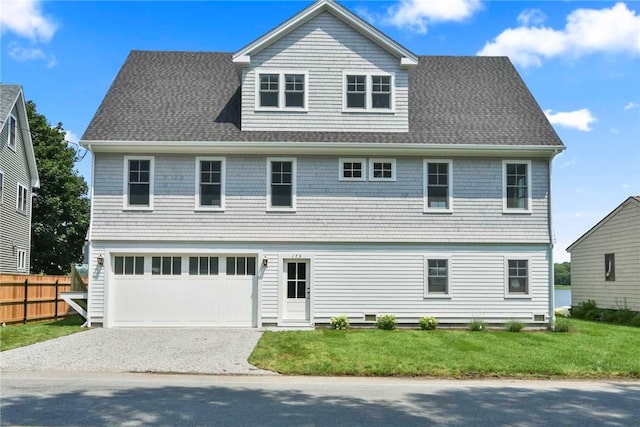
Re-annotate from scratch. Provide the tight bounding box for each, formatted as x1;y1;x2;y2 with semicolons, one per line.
503;160;531;213
369;159;396;181
152;256;182;275
16;183;27;214
258;71;307;110
259;74;279;107
371;76;391;109
506;259;529;296
344;73;393;111
196;157;225;210
425;160;452;211
267;158;296;210
285;74;305;107
16;249;27;272
8;114;16;150
426;258;450;297
124;156;153;209
346;75;366;109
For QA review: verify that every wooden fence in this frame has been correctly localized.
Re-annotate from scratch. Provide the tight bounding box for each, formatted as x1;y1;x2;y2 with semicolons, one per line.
0;270;87;324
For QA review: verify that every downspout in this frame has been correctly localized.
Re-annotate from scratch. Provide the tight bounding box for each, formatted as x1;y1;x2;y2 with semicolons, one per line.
86;144;95;327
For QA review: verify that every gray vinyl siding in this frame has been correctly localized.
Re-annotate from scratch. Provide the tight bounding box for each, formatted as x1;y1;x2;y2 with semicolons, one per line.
241;11;409;132
570;202;640;311
0;104;32;274
91;153;550;244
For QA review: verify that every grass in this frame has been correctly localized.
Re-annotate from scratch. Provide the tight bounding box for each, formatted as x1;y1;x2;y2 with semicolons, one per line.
0;316;86;352
554;285;571;290
249;319;640;378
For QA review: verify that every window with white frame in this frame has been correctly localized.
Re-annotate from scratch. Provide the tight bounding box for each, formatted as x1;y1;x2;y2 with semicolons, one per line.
605;253;615;281
268;158;296;210
426;258;449;296
503;161;531;212
8;114;17;150
371;75;391;109
196;158;225;210
344;73;393;111
0;170;4;204
425;160;452;211
339;159;366;181
16;249;27;272
258;71;307;109
507;259;529;295
152;256;182;275
189;256;219;276
16;183;27;213
369;159;396;181
125;157;153;209
114;256;145;275
226;256;256;276
346;75;366;109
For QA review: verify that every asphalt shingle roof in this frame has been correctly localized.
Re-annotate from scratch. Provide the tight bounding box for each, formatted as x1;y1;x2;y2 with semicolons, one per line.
1;85;21;123
82;51;564;147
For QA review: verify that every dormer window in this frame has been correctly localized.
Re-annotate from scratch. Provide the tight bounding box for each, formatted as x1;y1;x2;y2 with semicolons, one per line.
257;70;307;110
344;72;394;112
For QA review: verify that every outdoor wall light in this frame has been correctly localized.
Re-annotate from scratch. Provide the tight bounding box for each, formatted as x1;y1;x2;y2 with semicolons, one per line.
262;258;268;267
97;254;104;266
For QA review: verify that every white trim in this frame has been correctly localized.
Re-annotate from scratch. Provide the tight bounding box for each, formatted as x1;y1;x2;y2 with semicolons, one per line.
16;182;28;214
16;249;27;272
195;156;226;211
424;255;452;298
123;155;154;211
338;158;366;181
277;252;314;326
502;160;532;214
368;158;396;181
342;71;395;113
423;159;453;213
7;114;17;151
0;169;4;205
254;69;309;112
504;256;532;298
266;157;297;212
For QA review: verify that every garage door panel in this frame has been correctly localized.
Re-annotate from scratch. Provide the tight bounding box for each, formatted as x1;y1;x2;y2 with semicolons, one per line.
150;280;184;323
112;279;151;324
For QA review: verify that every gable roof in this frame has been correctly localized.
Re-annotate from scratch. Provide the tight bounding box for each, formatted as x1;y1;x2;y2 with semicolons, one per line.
1;84;40;188
232;0;418;69
566;196;640;252
81;51;564;153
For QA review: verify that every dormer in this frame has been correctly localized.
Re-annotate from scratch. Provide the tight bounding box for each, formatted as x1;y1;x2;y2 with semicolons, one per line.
232;0;418;133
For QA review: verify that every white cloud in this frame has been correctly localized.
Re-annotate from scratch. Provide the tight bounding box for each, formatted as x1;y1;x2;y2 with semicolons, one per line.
385;0;482;34
624;101;640;110
560;159;577;169
517;9;546;26
0;0;57;42
544;108;597;132
8;43;46;61
65;130;79;144
478;2;640;67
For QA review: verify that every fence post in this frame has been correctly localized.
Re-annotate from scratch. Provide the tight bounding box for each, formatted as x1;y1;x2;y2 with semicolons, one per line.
23;278;28;324
54;279;59;319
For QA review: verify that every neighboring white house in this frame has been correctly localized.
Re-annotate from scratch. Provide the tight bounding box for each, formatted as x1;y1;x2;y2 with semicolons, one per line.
81;0;565;328
0;85;40;274
567;197;640;312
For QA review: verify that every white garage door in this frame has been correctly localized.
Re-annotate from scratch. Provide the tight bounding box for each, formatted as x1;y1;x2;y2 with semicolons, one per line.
109;255;257;327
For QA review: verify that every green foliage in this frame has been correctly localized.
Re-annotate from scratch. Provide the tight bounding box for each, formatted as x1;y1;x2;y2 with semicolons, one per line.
554;317;571;332
330;314;350;330
27;101;90;274
504;320;525;332
571;300;601;321
468;318;486;332
419;316;439;330
554;262;571;286
376;314;398;330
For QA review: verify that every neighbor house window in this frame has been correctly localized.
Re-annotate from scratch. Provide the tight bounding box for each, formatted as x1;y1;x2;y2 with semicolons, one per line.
196;157;225;210
16;183;27;213
16;249;27;272
124;156;154;209
152;256;182;275
114;256;145;275
503;161;531;212
189;256;219;275
507;259;529;295
369;159;396;181
344;73;394;111
268;158;296;210
8;114;16;150
227;256;256;276
0;170;4;204
605;253;615;281
425;160;452;211
426;259;449;296
339;159;365;181
257;71;307;109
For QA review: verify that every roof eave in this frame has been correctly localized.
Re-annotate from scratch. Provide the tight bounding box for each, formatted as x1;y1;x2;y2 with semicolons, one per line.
3;88;40;188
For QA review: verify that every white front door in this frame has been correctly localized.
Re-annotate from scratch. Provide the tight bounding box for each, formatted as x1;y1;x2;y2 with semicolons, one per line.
284;259;310;322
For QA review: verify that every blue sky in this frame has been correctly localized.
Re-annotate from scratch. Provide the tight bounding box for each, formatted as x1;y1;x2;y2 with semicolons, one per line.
1;0;639;262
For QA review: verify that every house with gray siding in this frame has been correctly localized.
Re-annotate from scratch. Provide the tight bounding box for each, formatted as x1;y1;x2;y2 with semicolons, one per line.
81;0;564;328
0;85;40;274
567;197;640;312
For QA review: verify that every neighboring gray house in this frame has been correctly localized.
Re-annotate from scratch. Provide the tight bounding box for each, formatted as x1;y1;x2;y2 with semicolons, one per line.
567;197;640;312
0;85;40;274
81;0;564;328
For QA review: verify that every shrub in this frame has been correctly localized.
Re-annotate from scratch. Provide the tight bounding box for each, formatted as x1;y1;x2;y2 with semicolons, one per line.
468;318;486;332
330;314;349;330
572;300;599;319
504;320;525;332
554;317;571;333
376;314;398;330
630;315;640;328
419;316;439;330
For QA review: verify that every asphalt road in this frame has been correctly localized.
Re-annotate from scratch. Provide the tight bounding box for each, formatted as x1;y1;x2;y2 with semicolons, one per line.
1;372;639;426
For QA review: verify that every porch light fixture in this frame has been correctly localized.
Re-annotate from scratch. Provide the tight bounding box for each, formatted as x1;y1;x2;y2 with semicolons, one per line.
97;254;104;266
262;258;268;267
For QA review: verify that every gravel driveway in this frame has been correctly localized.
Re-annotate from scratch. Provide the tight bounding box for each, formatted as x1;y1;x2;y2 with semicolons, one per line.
0;328;274;375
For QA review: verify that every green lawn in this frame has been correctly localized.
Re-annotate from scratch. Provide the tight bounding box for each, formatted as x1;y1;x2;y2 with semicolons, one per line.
249;319;640;378
0;316;86;352
554;285;571;290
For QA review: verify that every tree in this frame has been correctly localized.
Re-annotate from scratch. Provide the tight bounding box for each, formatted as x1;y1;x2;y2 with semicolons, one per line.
554;262;571;286
27;101;90;274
